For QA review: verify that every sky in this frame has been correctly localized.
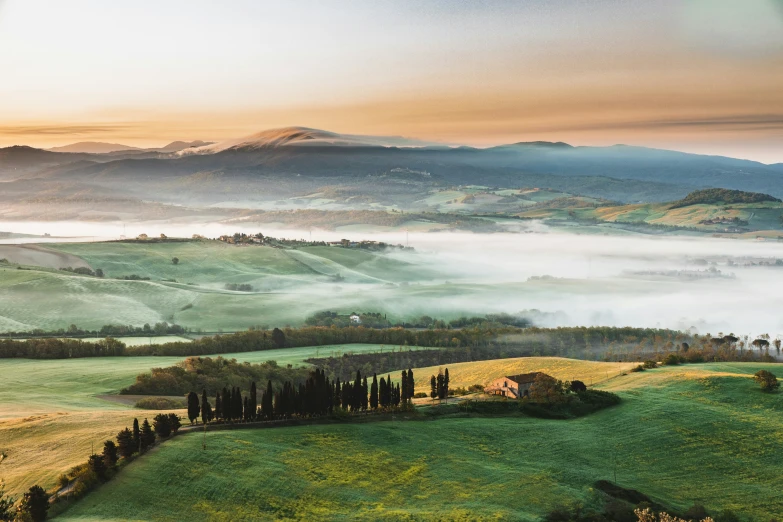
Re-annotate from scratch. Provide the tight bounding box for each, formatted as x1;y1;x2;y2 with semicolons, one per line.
0;0;782;162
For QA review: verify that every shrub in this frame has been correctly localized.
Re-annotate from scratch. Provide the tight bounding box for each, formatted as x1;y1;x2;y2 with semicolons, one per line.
413;392;428;398
642;360;658;369
467;383;485;392
754;370;779;392
663;353;682;366
630;365;645;372
570;380;587;392
153;413;172;438
134;397;185;410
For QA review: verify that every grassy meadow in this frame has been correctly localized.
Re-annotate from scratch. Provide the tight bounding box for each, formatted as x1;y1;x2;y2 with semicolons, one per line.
0;241;438;331
53;361;783;521
0;344;419;496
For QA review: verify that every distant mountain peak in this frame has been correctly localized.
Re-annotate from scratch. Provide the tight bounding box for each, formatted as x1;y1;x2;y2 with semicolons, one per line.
508;141;573;149
158;140;213;152
49;141;141;154
179;127;441;155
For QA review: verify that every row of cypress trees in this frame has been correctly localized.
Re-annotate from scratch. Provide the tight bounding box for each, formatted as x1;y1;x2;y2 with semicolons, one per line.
184;368;419;424
430;368;450;399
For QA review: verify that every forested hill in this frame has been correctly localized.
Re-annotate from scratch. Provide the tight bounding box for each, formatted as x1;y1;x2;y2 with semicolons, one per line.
670;188;781;208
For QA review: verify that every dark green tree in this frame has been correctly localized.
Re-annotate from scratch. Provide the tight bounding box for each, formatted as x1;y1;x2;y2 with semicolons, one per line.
88;453;108;481
116;427;134;459
102;440;118;469
401;370;408;405
201;390;212;424
186;391;200;424
443;368;450;398
407;368;415;401
272;327;286;348
352;370;362;411
430;375;437;400
249;381;258;420
168;413;182;434
17;485;49;522
215;391;222;420
153;413;172;438
370;373;379;409
361;376;369;411
140;418;155;450
263;380;274;419
221;387;230;420
132;418;140;452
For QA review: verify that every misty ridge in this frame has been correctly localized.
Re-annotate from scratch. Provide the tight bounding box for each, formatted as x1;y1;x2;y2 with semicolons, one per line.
3;127;783;226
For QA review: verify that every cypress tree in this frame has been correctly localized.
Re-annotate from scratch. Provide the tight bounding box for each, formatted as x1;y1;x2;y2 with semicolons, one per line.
132;418;141;453
352;370;362;411
249;381;258;420
264;380;274;419
102;440;119;469
215;391;222;420
187;391;200;424
18;485;49;522
444;368;450;399
236;387;244;420
430;375;437;400
201;389;212;424
362;376;369;411
334;378;342;410
222;387;230;420
243;396;250;421
401;370;408;405
437;370;445;399
140;418;155;450
370;373;379;409
116;428;134;459
407;368;415;401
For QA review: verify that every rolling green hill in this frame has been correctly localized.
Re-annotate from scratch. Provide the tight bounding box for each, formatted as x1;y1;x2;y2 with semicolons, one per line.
0;344;418;496
53;362;783;521
0;242;438;332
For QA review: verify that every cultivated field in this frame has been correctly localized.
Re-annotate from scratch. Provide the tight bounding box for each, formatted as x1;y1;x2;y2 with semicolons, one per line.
53;362;783;521
403;357;637;390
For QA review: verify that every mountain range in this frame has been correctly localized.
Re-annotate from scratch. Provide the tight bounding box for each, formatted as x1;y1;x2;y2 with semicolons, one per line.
1;126;782;223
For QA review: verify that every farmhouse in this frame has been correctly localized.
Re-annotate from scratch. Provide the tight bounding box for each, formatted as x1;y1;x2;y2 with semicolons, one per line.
485;372;548;398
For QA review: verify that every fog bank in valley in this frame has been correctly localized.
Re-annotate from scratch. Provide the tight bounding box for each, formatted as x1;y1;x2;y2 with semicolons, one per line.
2;220;782;337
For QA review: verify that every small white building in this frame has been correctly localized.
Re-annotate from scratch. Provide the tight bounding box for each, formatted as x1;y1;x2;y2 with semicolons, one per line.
349;314;362;324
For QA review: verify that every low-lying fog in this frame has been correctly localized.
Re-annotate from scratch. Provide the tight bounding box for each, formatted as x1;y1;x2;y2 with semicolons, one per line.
2;221;783;336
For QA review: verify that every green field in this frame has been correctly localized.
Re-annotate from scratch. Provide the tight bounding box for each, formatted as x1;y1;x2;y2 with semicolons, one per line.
53;362;783;521
0;241;440;331
0;344;427;495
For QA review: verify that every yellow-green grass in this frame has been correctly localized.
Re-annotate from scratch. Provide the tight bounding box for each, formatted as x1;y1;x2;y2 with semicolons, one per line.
400;357;637;390
55;362;783;521
0;344;426;495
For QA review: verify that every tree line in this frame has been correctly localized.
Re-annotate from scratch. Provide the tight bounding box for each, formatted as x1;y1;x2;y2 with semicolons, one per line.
0;325;688;362
187;367;418;425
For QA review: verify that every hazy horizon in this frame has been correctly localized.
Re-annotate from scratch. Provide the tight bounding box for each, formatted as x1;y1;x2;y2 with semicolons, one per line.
1;0;782;162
